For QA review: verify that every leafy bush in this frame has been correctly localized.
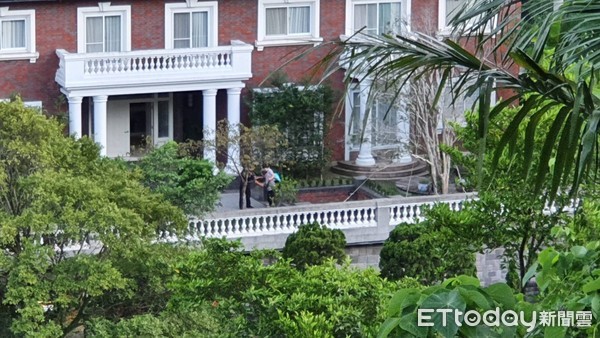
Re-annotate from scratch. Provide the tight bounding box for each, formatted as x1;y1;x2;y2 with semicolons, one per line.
168;238;405;338
379;204;477;285
274;177;299;206
282;222;347;269
139;141;232;215
86;308;223;338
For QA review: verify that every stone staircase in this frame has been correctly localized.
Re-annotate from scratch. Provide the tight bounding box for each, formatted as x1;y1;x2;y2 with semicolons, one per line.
330;160;429;181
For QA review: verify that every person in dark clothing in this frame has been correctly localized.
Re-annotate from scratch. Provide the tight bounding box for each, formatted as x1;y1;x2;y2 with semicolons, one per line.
239;168;255;209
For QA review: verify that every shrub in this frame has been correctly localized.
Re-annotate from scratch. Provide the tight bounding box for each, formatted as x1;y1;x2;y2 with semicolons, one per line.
274;178;299;206
282;222;347;269
379;204;477;285
138;141;232;215
167;238;404;338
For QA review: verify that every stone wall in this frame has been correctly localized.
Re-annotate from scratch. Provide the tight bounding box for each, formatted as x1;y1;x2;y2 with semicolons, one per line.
345;244;506;287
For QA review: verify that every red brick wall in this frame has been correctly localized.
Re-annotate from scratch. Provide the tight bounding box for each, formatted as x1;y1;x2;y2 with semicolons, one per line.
0;0;463;163
297;187;372;203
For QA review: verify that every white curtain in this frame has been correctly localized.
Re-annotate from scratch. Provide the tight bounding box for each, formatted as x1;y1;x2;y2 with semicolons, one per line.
446;0;464;24
290;6;310;34
105;16;121;52
374;100;397;146
192;12;208;47
354;4;377;34
86;17;103;52
174;13;190;48
379;2;402;34
1;20;25;49
86;15;120;52
266;8;286;35
350;92;362;148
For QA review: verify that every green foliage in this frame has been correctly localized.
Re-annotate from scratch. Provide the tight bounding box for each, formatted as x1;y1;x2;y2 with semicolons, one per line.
282;222;347;269
380;204;477;285
452;107;571;290
0;99;187;336
211;120;288;194
139;141;232;215
378;275;534;338
274;177;298;206
365;180;401;196
168;238;404;337
527;243;600;337
250;82;334;179
86;307;223;338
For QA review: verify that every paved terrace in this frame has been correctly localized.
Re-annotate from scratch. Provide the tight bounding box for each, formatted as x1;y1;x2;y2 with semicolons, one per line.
178;192;476;251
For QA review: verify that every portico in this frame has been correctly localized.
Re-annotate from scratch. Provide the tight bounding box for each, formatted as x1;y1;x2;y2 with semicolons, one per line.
55;41;253;161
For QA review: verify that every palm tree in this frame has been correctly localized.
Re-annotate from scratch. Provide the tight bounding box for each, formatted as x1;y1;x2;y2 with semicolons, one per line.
325;0;600;199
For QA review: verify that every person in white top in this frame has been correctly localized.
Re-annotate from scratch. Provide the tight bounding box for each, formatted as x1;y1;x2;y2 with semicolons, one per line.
256;164;276;207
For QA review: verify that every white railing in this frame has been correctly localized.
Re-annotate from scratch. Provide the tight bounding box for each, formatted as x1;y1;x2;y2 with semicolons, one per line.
55;40;253;90
81;49;232;75
183;193;475;240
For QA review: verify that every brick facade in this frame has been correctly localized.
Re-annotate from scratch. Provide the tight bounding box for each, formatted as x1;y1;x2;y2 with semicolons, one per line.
0;0;454;162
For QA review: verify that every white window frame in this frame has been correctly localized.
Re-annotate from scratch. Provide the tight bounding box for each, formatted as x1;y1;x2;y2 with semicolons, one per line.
77;2;131;53
0;7;38;63
165;1;218;49
346;87;401;152
344;0;410;38
438;0;495;35
256;0;322;51
437;76;497;133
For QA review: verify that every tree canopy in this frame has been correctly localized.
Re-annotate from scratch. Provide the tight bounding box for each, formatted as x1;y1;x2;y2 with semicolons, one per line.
0;98;187;336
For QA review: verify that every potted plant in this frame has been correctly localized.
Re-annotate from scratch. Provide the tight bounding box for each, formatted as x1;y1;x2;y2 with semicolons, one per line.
418;178;430;193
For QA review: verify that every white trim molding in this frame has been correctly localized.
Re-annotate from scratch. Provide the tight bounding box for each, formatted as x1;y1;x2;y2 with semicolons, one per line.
0;7;38;63
77;3;132;53
164;1;219;49
344;0;411;37
255;0;322;51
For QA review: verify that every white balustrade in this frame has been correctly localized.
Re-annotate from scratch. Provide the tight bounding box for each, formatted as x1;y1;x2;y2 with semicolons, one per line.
187;194;476;240
55;41;253;92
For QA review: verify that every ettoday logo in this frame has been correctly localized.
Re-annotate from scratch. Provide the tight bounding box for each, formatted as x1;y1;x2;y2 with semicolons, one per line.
417;308;593;332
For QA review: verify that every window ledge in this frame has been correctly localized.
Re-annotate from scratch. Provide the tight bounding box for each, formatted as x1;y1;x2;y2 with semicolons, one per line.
254;37;323;51
0;52;39;63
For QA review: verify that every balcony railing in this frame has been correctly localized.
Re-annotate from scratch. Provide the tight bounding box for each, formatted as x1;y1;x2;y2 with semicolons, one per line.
180;193;475;241
55;40;253;92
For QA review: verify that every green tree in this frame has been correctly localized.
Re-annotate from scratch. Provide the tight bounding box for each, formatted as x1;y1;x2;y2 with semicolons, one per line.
324;0;600;199
282;222;347;269
139;141;232;215
168;238;405;338
0;99;187;336
210;120;287;210
379;204;477;285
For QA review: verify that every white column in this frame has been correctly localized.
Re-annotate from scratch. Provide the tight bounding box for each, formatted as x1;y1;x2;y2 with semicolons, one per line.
226;87;243;174
396;95;412;163
203;89;218;164
355;81;376;166
93;95;108;156
68;96;83;139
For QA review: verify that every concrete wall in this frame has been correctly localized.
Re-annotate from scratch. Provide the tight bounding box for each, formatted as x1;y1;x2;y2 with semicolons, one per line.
345;244;506;287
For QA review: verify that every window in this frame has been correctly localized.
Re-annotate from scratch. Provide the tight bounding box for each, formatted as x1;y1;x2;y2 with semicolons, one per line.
0;7;37;62
165;1;218;49
345;0;409;37
353;2;402;35
437;77;496;132
349;90;399;149
438;0;495;34
77;3;131;53
256;0;321;50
